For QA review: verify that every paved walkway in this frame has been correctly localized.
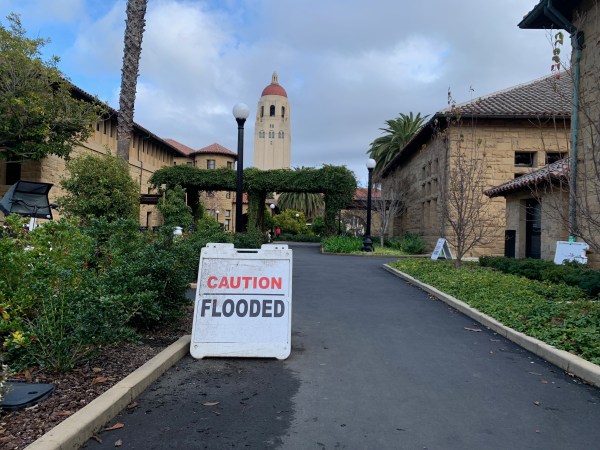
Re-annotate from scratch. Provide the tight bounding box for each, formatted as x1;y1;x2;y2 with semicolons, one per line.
86;244;600;449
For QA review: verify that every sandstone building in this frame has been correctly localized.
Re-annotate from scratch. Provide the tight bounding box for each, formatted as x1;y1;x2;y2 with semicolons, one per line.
381;74;572;259
0;85;185;228
519;0;600;264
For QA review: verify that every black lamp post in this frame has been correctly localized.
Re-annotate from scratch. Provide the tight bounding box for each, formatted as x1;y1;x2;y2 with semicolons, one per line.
233;103;249;233
363;158;376;252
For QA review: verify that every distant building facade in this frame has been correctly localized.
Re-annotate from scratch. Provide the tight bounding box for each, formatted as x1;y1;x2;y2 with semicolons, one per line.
0;85;185;228
253;72;291;170
381;75;572;258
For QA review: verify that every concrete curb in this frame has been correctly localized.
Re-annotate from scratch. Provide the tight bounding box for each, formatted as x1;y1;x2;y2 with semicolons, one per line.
383;264;600;388
25;335;191;450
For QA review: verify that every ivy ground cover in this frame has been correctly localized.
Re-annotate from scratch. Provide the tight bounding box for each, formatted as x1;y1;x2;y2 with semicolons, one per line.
390;259;600;365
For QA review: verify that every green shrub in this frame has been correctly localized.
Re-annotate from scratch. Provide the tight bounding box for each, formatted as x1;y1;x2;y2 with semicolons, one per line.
386;233;427;254
321;235;363;253
0;218;137;371
59;153;140;222
233;228;265;249
278;233;321;242
479;256;600;298
310;217;326;236
273;210;309;235
157;185;193;230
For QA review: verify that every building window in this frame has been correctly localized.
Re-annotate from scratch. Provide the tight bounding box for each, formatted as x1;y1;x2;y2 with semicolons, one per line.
103;120;107;134
225;209;231;218
259;131;265;138
545;152;566;164
281;106;285;118
226;191;231;199
270;105;275;116
207;159;216;170
515;152;535;167
227;161;233;169
96;121;100;131
224;219;230;231
278;131;284;138
186;161;193;166
206;191;215;198
109;122;114;138
261;105;264;117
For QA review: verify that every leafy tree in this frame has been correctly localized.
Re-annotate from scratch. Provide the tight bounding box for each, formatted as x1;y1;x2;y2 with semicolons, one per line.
157;186;193;230
59;153;140;222
117;0;148;161
0;14;103;161
368;112;428;175
277;192;324;219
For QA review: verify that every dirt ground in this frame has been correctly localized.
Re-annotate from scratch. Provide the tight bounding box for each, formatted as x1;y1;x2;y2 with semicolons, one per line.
0;310;193;450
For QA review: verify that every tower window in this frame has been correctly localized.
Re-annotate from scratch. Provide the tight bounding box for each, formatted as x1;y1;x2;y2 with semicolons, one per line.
270;105;275;116
281;106;285;118
261;106;264;117
207;159;215;170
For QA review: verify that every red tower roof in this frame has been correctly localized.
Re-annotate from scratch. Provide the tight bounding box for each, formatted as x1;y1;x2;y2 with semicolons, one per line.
261;71;288;98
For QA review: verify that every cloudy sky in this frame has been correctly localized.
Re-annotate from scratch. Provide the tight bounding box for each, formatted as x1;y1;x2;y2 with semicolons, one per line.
0;0;562;185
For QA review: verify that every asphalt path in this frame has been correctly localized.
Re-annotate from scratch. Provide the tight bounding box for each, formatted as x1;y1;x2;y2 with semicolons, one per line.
85;243;600;449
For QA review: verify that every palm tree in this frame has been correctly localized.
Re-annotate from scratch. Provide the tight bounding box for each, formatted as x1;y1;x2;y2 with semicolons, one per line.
277;192;324;219
368;112;429;175
117;0;148;161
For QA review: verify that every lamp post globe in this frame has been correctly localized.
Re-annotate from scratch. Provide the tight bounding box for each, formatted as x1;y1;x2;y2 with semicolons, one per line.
270;203;276;216
233;103;250;233
363;158;376;252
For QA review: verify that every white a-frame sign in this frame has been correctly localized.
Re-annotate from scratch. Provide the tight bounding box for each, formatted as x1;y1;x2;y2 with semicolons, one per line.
431;238;453;260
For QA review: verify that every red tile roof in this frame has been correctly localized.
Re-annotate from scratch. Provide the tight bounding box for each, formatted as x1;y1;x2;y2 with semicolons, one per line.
163;138;195;155
442;73;572;118
484;158;570;198
382;73;573;178
194;143;237;158
353;187;382;201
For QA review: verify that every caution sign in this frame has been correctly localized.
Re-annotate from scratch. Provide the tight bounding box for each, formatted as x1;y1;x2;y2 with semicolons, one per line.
431;237;453;260
191;243;292;360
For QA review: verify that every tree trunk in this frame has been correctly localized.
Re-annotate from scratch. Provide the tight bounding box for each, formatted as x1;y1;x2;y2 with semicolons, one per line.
117;0;148;161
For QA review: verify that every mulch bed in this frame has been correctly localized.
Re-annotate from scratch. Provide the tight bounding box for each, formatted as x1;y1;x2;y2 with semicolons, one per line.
0;310;193;450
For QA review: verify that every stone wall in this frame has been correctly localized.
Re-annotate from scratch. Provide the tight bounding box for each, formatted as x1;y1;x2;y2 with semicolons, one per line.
0;116;183;227
387;118;570;257
573;0;600;262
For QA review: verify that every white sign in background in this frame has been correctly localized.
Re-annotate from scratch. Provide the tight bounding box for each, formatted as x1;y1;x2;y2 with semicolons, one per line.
191;243;292;360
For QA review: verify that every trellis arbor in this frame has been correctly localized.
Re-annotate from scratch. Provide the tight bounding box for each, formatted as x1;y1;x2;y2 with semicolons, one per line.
150;165;356;235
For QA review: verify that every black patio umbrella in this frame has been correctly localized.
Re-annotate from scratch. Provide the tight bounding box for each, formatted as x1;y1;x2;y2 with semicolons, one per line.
0;180;54;219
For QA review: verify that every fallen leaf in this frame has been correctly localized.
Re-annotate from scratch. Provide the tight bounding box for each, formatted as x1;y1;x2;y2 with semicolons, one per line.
56;411;72;417
104;423;125;432
91;435;103;444
464;327;481;332
528;372;542;376
541;380;549;384
202;401;220;406
213;411;221;416
92;376;109;385
127;402;139;409
115;438;123;447
533;401;540;406
92;367;103;373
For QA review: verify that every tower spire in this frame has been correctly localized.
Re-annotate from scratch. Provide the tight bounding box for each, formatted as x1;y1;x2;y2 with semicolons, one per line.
272;71;279;85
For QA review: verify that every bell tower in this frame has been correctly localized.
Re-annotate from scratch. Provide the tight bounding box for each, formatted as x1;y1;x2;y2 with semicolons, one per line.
253;72;291;170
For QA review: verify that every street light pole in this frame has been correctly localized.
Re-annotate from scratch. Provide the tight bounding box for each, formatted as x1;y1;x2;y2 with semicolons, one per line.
233;103;249;233
216;209;220;223
363;158;376;252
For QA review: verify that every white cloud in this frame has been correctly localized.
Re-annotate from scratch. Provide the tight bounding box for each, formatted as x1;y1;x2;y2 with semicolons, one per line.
1;0;566;184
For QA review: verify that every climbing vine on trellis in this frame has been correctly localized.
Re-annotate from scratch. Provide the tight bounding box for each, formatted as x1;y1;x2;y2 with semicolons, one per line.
150;165;356;235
